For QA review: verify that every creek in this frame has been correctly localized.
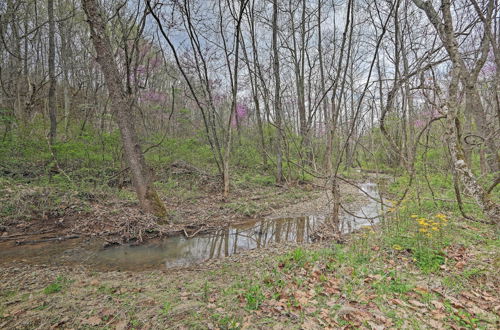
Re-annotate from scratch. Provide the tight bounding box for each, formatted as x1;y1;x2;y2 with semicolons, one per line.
0;182;381;271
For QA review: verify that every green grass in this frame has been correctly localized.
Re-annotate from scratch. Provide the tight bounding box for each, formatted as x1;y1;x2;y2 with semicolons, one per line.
244;284;265;310
43;276;69;294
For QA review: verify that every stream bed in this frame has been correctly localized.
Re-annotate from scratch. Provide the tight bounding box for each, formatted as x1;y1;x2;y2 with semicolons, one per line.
0;182;382;271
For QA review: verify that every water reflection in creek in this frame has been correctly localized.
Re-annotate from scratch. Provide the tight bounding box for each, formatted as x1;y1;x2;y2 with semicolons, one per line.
0;182;382;270
86;182;382;270
96;215;324;269
339;182;381;234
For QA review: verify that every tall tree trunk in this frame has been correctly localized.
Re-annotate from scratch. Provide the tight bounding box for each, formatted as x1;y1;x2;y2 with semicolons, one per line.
48;0;57;145
58;0;72;138
81;0;167;219
318;0;330;171
222;0;247;198
241;34;267;166
464;85;499;173
244;4;267;167
272;0;284;183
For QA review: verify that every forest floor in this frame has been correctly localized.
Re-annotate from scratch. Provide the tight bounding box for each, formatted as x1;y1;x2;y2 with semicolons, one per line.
1;170;365;244
0;216;498;329
0;171;499;329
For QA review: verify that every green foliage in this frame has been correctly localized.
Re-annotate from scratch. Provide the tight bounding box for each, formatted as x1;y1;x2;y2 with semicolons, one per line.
146;136;215;172
244;284;265;310
413;248;445;273
160;301;172;316
381;169;494;275
234;172;275;188
372;273;413;294
276;247;329;271
232;136;263;169
43;276;68;294
211;313;240;329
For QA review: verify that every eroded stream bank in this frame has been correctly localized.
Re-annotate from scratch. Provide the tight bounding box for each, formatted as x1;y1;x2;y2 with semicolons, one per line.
0;182;382;271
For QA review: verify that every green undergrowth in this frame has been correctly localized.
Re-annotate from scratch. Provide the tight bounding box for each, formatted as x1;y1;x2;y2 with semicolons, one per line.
198;219;498;328
43;276;71;295
176;172;499;328
0;124;318;224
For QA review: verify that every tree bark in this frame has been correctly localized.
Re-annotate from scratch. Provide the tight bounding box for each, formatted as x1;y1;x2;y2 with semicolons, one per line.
48;0;57;145
222;0;248;198
272;0;284;183
412;0;500;229
81;0;167;219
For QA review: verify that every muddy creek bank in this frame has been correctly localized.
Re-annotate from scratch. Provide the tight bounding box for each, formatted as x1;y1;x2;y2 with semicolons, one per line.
0;182;382;271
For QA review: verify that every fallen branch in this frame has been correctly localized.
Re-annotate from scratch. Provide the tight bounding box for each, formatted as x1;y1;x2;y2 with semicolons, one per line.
183;226;204;238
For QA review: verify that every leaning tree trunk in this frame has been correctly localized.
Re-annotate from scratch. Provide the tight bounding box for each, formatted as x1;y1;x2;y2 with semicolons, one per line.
81;0;167;219
446;70;500;231
411;0;500;231
445;109;500;231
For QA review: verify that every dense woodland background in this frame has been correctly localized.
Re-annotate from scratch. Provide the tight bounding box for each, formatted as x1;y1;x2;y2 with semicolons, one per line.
1;1;500;328
0;0;498;225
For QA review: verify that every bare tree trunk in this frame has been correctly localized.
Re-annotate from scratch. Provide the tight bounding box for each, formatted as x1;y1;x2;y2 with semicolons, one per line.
244;2;267;167
464;85;499;173
272;0;283;183
58;0;72;138
48;0;57;145
446;71;500;230
318;0;330;171
412;0;500;229
241;34;267;166
81;0;167;219
222;0;248;198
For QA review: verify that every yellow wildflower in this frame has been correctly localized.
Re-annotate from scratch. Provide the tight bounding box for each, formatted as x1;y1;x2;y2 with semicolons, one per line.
392;244;403;251
431;227;439;231
419;228;428;233
435;213;448;220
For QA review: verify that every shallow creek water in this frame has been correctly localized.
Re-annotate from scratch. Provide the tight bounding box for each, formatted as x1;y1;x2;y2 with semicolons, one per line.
0;182;382;271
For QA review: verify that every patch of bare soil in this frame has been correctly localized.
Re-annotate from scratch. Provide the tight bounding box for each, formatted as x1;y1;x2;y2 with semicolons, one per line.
267;182;365;219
